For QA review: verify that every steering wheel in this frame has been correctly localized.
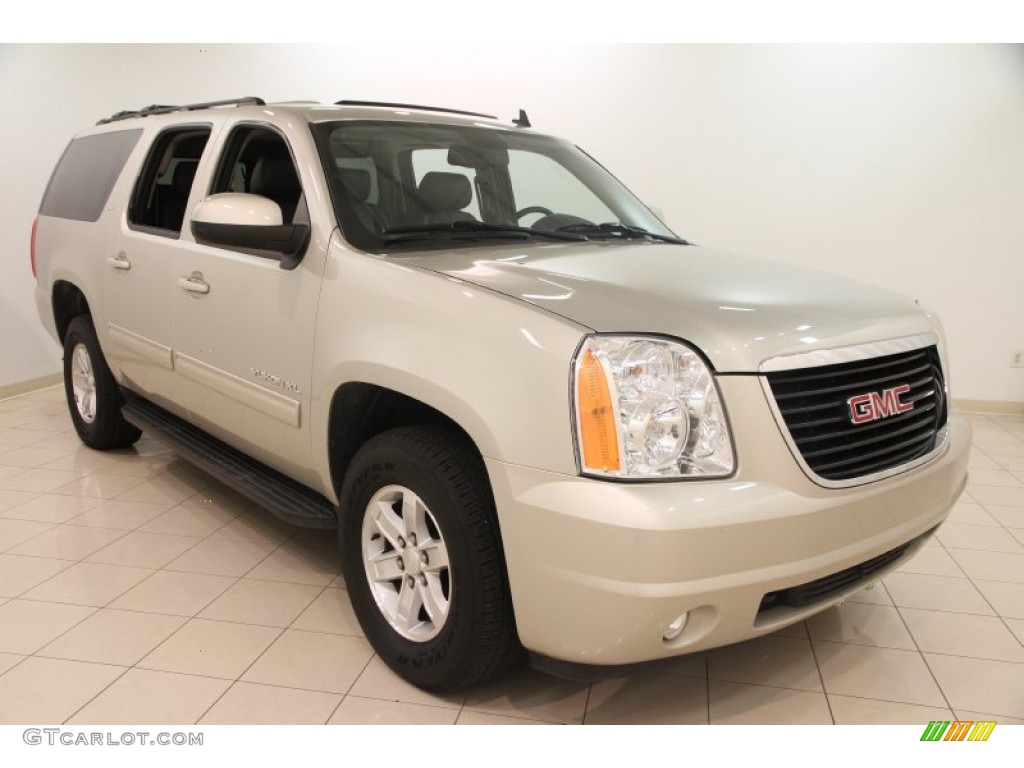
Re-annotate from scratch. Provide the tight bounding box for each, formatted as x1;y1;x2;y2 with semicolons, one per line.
516;206;554;221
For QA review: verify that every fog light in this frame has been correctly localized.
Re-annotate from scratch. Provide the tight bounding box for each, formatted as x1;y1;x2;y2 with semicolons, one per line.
663;612;689;642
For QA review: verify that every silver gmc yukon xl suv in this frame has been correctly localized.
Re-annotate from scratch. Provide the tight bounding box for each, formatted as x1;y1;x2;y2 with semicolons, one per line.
32;97;970;691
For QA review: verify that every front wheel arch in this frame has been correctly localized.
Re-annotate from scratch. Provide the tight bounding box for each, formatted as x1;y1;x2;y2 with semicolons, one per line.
327;382;486;500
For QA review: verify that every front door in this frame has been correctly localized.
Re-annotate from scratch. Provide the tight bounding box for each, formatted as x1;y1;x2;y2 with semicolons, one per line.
170;122;326;486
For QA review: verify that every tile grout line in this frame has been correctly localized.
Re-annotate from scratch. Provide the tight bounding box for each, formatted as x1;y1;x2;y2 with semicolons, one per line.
191;550;338;724
580;680;594;725
703;652;710;725
889;600;958;715
934;529;1024;650
190;622;292;725
3;477;300;724
15;535;209;725
802;620;837;725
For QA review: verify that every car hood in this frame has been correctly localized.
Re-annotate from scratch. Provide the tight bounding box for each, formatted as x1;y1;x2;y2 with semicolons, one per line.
393;242;936;373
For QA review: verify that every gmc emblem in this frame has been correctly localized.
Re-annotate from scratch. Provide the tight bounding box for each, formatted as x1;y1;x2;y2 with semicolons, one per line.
847;385;915;424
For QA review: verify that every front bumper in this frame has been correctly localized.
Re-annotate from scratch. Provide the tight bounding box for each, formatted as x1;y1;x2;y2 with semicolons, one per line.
486;376;971;668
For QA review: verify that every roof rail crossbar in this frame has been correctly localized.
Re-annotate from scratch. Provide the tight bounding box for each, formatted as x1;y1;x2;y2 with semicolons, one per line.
335;100;497;120
97;96;266;125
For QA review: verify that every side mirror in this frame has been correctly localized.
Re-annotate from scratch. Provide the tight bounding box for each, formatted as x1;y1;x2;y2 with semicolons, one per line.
648;204;666;223
190;193;310;270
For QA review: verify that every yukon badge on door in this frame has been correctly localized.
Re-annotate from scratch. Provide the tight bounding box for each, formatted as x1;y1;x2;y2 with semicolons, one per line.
250;367;301;394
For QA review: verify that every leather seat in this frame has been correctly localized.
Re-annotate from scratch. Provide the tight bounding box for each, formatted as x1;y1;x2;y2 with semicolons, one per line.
416;172;475;224
160;159;198;231
339;167;372;202
337;167;387;233
249;147;302;223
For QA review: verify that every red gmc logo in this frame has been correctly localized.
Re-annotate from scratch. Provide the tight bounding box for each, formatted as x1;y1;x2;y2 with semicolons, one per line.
847;385;915;424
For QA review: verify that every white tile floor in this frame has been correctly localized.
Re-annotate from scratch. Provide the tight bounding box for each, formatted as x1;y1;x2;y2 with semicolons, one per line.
1;385;1023;725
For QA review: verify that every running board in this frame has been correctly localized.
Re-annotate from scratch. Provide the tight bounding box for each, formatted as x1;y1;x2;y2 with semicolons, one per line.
122;395;337;529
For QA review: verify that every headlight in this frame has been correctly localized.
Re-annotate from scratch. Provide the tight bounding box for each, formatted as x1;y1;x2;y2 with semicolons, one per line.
573;335;734;479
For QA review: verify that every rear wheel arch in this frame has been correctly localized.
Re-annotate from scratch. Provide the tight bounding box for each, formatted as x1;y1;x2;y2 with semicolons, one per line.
62;315;140;450
52;280;91;342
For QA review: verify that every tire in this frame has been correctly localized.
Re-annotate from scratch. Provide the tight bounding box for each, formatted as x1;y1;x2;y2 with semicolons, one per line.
339;425;521;692
62;315;141;450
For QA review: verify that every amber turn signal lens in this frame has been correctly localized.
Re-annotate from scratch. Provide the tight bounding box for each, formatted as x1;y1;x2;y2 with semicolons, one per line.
577;348;621;472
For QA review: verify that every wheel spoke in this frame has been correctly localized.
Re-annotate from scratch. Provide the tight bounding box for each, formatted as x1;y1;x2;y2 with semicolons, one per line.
367;551;404;582
83;391;96;421
401;492;429;542
419;541;449;572
373;500;405;549
395;577;423;630
70;344;98;424
361;483;453;642
419;574;448;623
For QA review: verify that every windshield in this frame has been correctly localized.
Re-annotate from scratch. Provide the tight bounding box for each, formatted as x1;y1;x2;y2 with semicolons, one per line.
310;120;684;252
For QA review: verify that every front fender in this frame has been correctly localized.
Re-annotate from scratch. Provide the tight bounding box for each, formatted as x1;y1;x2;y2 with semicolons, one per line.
309;236;589;500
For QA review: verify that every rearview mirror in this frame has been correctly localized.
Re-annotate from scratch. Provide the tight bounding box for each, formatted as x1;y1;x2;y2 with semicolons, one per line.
190;193;310;270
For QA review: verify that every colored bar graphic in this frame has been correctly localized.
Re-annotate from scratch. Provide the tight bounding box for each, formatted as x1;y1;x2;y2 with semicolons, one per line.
967;722;997;742
944;721;972;741
920;720;996;742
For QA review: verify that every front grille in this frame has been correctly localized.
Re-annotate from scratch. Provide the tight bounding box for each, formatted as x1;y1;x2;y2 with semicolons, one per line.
758;527;934;617
766;345;947;482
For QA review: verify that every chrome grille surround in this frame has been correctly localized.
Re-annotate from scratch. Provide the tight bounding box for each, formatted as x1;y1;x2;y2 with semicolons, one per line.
760;334;949;488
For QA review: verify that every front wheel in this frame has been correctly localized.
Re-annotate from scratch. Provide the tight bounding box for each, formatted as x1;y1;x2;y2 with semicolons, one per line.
338;426;520;692
62;315;141;450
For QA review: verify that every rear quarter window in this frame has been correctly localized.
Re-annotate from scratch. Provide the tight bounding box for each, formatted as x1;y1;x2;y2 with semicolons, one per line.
39;129;143;222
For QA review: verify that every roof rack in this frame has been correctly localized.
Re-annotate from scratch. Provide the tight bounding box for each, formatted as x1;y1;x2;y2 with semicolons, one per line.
335;100;498;120
97;97;266;125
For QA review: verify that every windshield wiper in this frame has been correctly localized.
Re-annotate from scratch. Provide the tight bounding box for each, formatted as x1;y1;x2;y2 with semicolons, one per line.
381;221;587;244
556;222;688;244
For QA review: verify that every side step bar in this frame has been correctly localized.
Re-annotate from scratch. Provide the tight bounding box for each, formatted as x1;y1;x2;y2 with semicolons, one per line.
122;395;337;529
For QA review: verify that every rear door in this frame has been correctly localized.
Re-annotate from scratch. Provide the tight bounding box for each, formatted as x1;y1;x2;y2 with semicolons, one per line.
104;124;214;411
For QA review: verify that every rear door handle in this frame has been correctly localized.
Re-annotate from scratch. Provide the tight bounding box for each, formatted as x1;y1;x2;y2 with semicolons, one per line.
107;252;131;270
178;272;210;295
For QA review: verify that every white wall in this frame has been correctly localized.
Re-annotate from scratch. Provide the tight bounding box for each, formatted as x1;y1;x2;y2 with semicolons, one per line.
1;44;1021;402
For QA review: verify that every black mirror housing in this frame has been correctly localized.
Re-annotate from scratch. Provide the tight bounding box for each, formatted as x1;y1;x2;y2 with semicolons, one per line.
191;221;311;270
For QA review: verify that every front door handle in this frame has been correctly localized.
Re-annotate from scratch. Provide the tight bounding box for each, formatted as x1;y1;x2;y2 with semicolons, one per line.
107;252;131;270
178;272;210;295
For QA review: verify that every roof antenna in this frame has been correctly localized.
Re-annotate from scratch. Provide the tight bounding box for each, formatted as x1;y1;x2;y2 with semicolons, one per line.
512;109;531;128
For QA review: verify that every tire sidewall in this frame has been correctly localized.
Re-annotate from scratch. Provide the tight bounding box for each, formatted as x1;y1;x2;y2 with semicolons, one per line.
63;321;99;443
339;435;486;690
62;315;139;450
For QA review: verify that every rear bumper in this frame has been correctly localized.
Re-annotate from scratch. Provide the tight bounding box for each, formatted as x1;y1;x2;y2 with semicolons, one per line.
486;379;970;667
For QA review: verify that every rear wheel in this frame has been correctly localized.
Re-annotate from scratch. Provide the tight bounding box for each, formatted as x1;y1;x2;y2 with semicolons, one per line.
62;315;141;450
339;425;520;692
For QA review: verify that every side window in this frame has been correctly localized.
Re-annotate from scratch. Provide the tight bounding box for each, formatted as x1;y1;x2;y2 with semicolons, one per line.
410;148;481;220
128;127;210;234
210;126;306;225
39;129;143;222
